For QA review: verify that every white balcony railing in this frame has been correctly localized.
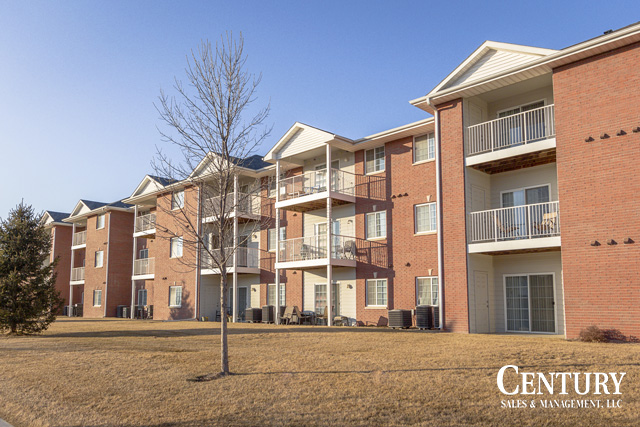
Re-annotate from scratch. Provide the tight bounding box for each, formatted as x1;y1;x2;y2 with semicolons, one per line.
469;201;560;243
278;168;356;201
71;267;85;282
467;104;555;156
201;247;259;269
133;258;155;276
135;213;156;233
72;231;87;246
203;192;260;218
278;235;357;263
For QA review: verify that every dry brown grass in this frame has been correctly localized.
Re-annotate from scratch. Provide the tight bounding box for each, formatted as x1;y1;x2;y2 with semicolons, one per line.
0;318;639;426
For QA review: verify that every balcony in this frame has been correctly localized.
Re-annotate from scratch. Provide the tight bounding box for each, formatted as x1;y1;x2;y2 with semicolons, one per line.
466;104;556;172
202;193;261;222
276;235;357;269
134;213;156;237
276;168;356;212
70;267;85;284
72;231;86;249
201;247;260;274
468;201;561;253
132;257;155;279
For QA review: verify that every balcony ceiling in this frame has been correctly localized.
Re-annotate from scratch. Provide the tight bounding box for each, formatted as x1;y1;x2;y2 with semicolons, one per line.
470;148;556;174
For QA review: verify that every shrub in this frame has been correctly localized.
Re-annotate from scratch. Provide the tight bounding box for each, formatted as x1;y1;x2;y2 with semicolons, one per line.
578;325;607;343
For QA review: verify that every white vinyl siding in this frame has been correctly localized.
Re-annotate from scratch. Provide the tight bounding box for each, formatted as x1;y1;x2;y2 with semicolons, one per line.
366;211;386;239
170;237;183;258
365;146;385;174
171;190;184;210
169;286;182;307
366;279;387;307
416;277;438;306
93;290;102;307
414;133;435;163
94;250;104;268
415;203;437;234
96;214;105;230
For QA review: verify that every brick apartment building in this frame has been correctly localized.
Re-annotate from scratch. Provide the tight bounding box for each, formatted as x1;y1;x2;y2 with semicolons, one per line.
41;211;75;313
46;23;640;339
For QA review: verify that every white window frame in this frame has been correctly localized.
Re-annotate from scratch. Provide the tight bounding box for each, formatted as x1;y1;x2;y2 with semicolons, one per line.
139;248;149;259
366;279;387;308
96;213;105;230
503;273;557;334
413;132;435;164
415;202;437;235
500;184;551;208
416;276;439;306
267;283;285;307
496;99;546;119
170;236;183;258
169;286;182;308
138;289;148;306
366;211;386;240
171;190;185;210
365;146;385;174
93;290;102;307
268;227;285;252
94;250;104;268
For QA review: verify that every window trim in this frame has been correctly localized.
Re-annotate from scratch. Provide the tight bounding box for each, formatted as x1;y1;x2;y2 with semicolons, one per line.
416;276;439;306
96;213;105;230
499;184;551;208
366;211;387;240
171;190;185;210
170;236;183;259
503;272;557;334
93;289;102;307
138;289;148;306
169;285;183;308
267;283;285;307
364;146;385;175
94;250;104;268
365;278;388;308
413;132;436;165
267;227;286;252
414;202;437;235
495;99;547;119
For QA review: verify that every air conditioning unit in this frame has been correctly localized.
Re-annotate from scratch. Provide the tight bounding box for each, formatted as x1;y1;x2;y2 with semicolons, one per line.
388;309;412;328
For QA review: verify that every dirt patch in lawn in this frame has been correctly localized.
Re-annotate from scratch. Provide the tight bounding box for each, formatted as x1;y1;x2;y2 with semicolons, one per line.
0;318;638;426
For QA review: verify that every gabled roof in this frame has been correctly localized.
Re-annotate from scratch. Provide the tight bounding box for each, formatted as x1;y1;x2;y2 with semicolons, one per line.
427;41;557;98
65;199;132;222
149;175;178;187
189;152;274;180
263;122;355;162
125;175;177;202
41;211;71;227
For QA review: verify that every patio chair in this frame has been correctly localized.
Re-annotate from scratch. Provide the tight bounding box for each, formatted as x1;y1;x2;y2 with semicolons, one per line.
315;306;328;325
343;240;357;260
495;216;518;238
290;306;303;325
300;243;310;260
534;212;557;235
279;306;294;325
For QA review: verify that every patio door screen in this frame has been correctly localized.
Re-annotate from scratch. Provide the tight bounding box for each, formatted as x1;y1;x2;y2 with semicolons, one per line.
505;274;555;333
314;283;339;315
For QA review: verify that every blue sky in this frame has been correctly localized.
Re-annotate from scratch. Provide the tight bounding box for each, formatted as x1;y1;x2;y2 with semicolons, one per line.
0;1;636;217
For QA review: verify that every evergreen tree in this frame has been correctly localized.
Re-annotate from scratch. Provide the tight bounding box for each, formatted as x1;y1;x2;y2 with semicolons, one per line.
0;202;63;335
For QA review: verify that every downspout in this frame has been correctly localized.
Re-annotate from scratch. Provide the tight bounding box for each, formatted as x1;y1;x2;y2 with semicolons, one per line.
104;210;112;318
428;97;445;331
69;222;76;316
195;184;201;320
130;205;138;319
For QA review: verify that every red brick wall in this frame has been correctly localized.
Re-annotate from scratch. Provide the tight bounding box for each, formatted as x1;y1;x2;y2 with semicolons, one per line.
83;213;110;318
553;41;640;339
50;225;72;311
104;210;134;316
437;99;470;333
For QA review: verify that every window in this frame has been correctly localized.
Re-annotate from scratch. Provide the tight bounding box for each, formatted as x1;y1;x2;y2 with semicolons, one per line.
365;146;385;174
171;190;184;210
314;284;327;314
268;227;286;252
505;274;555;333
415;203;437;234
267;283;285;306
94;250;104;268
416;277;439;306
93;290;102;307
366;279;387;307
138;289;148;306
414;133;435;163
170;237;183;258
169;286;182;307
366;211;386;239
501;185;550;208
96;214;105;230
139;248;149;259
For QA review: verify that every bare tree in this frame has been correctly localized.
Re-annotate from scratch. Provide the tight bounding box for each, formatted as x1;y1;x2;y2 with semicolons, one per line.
152;33;271;377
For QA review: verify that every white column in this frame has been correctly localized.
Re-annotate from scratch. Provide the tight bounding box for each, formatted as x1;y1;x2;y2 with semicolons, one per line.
275;160;281;325
69;223;76;317
130;204;138;319
326;144;333;327
232;174;239;323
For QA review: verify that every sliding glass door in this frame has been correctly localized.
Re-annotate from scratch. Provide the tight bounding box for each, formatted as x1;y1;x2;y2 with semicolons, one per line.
505;274;555;333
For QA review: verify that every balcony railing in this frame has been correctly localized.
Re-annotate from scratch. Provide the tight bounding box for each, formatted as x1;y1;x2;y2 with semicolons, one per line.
133;258;155;276
203;192;260;218
71;267;85;282
278;168;356;201
467;104;555;156
278;234;357;263
72;231;87;246
201;247;259;269
469;201;560;243
135;213;156;233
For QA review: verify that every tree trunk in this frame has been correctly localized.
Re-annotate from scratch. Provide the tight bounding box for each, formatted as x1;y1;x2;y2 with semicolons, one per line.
220;272;229;375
